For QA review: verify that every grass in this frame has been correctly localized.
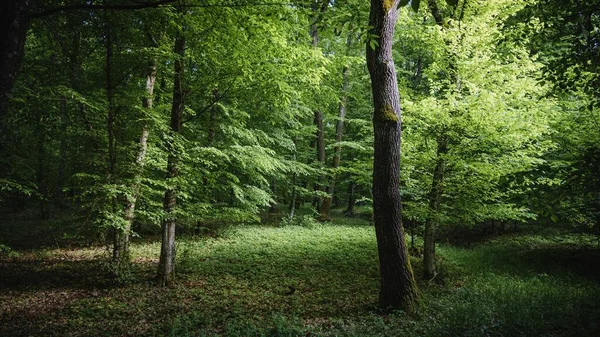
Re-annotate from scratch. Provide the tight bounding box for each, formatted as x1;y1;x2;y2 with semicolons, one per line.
1;211;599;336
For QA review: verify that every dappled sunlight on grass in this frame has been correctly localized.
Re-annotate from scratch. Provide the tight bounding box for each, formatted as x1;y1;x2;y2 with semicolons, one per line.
1;219;599;336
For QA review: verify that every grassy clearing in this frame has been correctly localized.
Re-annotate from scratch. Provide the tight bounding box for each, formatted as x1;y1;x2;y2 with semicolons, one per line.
1;214;599;336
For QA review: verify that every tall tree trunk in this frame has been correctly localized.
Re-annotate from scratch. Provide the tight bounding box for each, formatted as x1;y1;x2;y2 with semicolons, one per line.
157;32;185;287
105;28;121;263
118;61;156;263
367;0;418;311
0;0;32;118
35;109;48;220
313;109;326;208
288;144;298;219
310;0;327;210
55;96;67;210
319;64;350;220
289;173;297;219
423;0;458;281
423;135;447;280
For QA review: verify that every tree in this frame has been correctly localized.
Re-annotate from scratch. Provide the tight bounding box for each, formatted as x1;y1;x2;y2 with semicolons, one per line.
156;27;185;286
366;0;418;310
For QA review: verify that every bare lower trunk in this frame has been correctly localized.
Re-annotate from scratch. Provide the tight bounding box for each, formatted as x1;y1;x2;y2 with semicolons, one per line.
319;65;350;220
157;179;177;286
36;110;48;220
367;0;418;311
313;109;326;209
344;181;355;216
423;135;447;280
289;176;297;219
105;27;122;263
55;96;67;209
289;150;297;219
269;179;278;213
157;32;185;286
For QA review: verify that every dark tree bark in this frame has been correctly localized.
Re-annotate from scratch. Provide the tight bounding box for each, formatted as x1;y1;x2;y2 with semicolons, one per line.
208;89;218;145
313;109;326;208
289;173;297;219
0;0;32;118
423;135;447;280
55;96;67;209
104;26;122;263
157;32;185;287
310;0;327;210
343;181;356;216
35;109;49;220
367;0;418;311
319;64;350;220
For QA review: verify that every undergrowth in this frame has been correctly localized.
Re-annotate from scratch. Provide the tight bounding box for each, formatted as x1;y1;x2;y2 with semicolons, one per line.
1;212;599;336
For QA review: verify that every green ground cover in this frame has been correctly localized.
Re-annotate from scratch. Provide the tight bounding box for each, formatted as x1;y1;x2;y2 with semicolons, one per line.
1;213;599;336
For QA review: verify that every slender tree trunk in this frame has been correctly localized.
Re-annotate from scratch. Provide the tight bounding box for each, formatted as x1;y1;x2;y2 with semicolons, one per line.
319;64;350;220
118;61;156;263
344;181;356;216
310;0;327;211
269;179;278;213
0;0;32;118
367;0;418;311
157;32;185;287
423;135;447;280
289;174;297;219
35;110;48;220
313;109;326;208
55;96;67;209
423;0;458;280
288;148;297;219
105;28;121;263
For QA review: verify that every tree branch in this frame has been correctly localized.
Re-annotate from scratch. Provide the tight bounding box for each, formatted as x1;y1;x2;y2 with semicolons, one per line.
30;0;178;18
30;0;294;19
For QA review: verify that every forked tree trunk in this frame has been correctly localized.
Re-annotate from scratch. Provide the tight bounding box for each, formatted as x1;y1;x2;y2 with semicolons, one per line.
157;32;185;286
367;0;418;311
423;135;447;280
117;61;156;263
319;64;350;220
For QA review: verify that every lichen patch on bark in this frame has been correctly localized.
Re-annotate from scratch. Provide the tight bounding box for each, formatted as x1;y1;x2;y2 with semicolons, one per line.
382;0;395;13
374;104;399;123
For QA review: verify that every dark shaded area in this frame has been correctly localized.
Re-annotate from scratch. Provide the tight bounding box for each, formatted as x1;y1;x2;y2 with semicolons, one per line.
1;259;113;290
468;240;600;282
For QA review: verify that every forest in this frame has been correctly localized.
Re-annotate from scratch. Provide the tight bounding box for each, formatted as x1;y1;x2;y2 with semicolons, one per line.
0;0;599;336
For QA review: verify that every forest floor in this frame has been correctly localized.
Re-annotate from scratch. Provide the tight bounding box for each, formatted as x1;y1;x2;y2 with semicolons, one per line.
1;211;600;336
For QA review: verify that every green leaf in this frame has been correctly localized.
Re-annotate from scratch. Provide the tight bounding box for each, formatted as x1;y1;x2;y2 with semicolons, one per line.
445;0;459;6
411;0;420;12
369;39;379;50
398;0;410;7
